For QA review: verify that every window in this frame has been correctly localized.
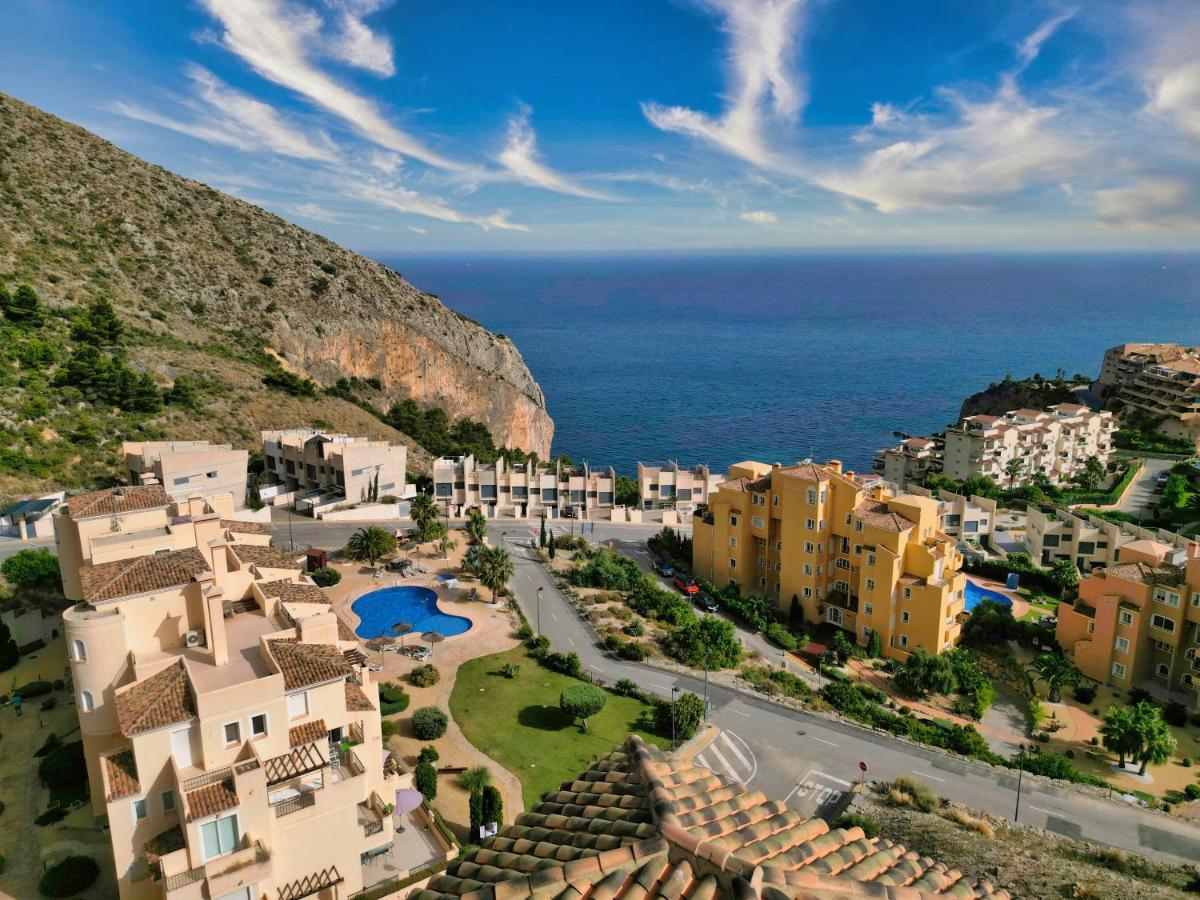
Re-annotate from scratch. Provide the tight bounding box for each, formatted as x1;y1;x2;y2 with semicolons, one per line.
79;690;94;712
223;721;241;745
1156;663;1170;678
805;518;816;530
865;579;875;591
70;639;87;662
804;542;814;553
863;626;871;637
903;587;912;599
206;471;219;479
729;537;738;549
729;515;739;528
902;611;910;624
435;482;453;498
806;489;816;504
287;691;309;720
827;608;843;625
1118;610;1134;627
803;564;813;576
1154;590;1180;608
1115;636;1129;652
864;603;873;615
1151;613;1176;633
728;558;737;570
250;713;268;738
201;813;240;861
867;553;876;567
854;520;863;532
133;798;147;822
1112;662;1127;678
803;587;812;598
773;495;779;507
1192;593;1200;608
162;790;175;813
752;494;765;507
899;635;909;648
1087;621;1095;635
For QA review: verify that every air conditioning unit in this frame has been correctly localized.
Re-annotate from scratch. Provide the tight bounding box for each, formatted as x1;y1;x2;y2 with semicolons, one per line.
184;629;205;648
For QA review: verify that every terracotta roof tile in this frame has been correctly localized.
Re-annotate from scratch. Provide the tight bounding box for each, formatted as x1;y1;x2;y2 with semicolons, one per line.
103;749;140;801
185;779;238;821
66;484;171;519
259;578;330;604
115;661;196;736
289;718;328;747
231;544;305;570
221;519;273;535
854;500;914;533
778;463;832;482
345;681;376;711
268;639;352;691
79;547;209;603
1105;561;1186;586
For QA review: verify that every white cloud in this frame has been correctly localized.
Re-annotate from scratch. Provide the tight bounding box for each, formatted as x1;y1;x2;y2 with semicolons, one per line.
1146;60;1200;140
739;209;777;224
112;65;338;162
325;0;394;76
286;201;345;222
368;149;404;173
496;104;617;200
342;177;529;231
1014;8;1076;73
199;0;469;171
406;225;427;234
1094;176;1200;230
642;0;807;167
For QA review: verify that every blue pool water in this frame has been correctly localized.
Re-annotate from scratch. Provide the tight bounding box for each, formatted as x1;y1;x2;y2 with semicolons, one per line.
351;586;472;639
964;580;1013;613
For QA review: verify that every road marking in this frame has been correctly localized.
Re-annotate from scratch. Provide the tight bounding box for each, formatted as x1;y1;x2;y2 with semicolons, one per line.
785;769;852;805
1027;805;1056;815
912;771;945;782
706;742;740;781
728;708;752;717
719;732;752;769
696;730;757;784
566;637;575;646
695;753;710;769
811;736;839;748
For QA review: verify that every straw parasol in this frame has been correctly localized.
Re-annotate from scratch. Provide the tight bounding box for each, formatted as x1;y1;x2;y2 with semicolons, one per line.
421;631;446;660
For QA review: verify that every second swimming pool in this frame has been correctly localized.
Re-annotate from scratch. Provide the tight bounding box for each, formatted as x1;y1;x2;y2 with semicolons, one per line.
351;585;472;639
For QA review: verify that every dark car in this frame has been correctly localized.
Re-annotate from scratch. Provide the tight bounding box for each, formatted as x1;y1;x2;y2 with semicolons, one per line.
673;574;699;595
561;505;577;518
695;592;719;613
653;560;675;578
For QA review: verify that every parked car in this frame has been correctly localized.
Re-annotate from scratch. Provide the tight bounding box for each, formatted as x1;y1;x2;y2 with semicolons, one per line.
673;575;699;595
695;592;719;613
561;505;577;518
1155;472;1170;491
1038;615;1058;627
653;560;675;578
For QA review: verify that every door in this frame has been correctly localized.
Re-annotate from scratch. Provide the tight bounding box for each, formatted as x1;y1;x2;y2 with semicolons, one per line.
170;726;194;767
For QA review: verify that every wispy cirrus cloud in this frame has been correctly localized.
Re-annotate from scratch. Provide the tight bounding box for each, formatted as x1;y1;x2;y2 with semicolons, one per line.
112;64;338;162
199;0;470;171
325;0;395;76
341;176;529;232
641;0;807;167
496;104;618;200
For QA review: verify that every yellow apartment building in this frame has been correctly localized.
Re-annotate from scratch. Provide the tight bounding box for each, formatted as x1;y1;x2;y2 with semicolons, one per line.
692;460;967;660
1057;540;1200;708
56;487;417;899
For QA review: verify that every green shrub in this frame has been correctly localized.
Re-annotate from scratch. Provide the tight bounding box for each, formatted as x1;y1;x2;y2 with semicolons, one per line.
499;662;521;679
1072;684;1097;704
34;733;61;758
411;707;448;740
380;720;400;741
656;692;706;741
526;635;551;656
378;682;411;716
560;683;607;731
35;808;68;827
764;622;798;650
414;762;438;802
614;678;640;697
309;567;341;587
542;651;582;678
16;680;52;699
616;640;648;661
38;741;85;790
1165;700;1189;727
891;776;939;813
739;665;812;700
664;616;741;669
1;548;60;588
418;745;440;764
411;664;441;688
833;812;879;838
38;855;99;897
515;623;533;640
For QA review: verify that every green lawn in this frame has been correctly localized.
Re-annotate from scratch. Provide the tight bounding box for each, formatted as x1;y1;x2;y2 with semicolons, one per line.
449;647;667;807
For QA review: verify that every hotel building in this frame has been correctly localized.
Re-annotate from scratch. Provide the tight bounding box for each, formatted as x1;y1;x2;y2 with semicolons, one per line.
56;485;400;899
1057;540;1200;708
636;462;724;515
261;430;407;515
123;442;249;506
692;460;967;660
432;455;616;519
1094;343;1200;447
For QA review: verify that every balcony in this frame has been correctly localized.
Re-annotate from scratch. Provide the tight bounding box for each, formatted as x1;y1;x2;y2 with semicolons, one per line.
274;791;317;818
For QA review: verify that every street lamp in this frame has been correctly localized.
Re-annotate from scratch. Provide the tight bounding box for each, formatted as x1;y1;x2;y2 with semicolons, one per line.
1013;743;1030;822
536;586;544;638
671;686;680;749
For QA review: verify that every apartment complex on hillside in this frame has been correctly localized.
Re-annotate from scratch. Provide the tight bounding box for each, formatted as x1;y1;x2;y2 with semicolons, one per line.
56;486;399;899
261;430;407;516
692;460;967;660
1024;506;1195;573
432;455;616;519
1093;343;1200;446
123;441;249;505
1057;540;1200;709
903;486;997;547
636;462;724;514
877;437;941;490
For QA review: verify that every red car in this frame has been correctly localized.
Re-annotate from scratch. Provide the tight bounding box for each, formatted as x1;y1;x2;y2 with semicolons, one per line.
673;575;699;595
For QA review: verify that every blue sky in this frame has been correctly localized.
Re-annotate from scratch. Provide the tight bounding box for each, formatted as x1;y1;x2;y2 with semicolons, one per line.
2;0;1199;252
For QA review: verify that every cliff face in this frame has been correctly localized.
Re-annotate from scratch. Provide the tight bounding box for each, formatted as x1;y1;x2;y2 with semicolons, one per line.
959;377;1087;420
0;91;553;459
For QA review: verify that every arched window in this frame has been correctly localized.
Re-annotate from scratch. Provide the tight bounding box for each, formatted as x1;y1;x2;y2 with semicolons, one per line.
79;690;94;712
71;639;87;662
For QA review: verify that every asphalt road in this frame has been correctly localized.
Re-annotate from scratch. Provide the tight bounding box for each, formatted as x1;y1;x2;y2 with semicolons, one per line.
491;525;1200;867
1115;457;1174;519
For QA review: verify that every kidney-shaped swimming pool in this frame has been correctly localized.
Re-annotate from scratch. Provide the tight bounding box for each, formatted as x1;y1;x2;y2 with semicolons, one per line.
351;586;472;640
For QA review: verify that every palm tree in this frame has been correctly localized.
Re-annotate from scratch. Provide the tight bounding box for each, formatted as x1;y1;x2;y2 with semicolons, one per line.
437;534;458;560
1131;701;1177;775
1101;706;1138;768
463;543;487;575
345;526;397;566
465;508;487;544
1028;652;1080;703
459;766;492;793
410;492;439;539
1004;458;1023;488
477;545;515;601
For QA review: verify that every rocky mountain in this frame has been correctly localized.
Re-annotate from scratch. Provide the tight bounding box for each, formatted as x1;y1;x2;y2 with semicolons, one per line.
0;91;553;495
958;374;1091;420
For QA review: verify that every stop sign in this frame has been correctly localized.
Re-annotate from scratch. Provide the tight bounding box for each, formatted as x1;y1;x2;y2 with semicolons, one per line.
859;761;868;773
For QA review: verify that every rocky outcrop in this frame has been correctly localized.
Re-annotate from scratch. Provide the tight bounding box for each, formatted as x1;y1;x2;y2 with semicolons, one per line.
959;377;1087;420
0;91;553;458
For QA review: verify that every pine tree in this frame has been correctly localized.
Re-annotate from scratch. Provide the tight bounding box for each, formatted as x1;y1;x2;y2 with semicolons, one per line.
4;284;44;326
72;297;123;348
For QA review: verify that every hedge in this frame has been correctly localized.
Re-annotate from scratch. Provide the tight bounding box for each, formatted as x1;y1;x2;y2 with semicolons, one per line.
38;855;99;897
378;683;411;717
15;680;53;699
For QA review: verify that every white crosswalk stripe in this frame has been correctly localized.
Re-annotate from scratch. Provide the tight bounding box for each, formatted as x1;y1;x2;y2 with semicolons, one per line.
694;730;757;784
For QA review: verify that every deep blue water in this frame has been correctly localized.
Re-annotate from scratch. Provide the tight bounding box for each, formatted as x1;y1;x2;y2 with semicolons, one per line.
964;580;1013;613
375;253;1200;474
351;585;472;639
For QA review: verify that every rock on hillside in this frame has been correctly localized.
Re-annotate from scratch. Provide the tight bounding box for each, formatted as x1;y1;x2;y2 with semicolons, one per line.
959;375;1090;420
0;91;553;459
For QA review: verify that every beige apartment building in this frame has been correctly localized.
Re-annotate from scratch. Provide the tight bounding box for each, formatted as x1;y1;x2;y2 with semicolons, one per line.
693;460;966;660
877;436;941;490
1057;540;1200;707
432;455;615;519
904;486;997;547
57;486;399;899
1094;343;1200;446
942;404;1116;486
1024;506;1194;573
261;430;407;516
123;442;249;506
636;462;723;514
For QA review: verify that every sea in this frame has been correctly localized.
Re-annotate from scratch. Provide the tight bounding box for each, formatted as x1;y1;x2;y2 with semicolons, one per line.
375;252;1200;476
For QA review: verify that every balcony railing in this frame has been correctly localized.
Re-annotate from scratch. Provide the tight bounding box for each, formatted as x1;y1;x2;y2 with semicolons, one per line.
364;819;384;837
274;791;317;818
163;866;204;892
180;767;233;792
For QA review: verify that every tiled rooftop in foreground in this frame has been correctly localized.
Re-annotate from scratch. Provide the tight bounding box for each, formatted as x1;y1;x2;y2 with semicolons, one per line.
410;735;1006;900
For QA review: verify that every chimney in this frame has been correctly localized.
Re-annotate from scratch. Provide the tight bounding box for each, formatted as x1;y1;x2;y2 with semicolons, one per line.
201;584;229;666
827;460;843;474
